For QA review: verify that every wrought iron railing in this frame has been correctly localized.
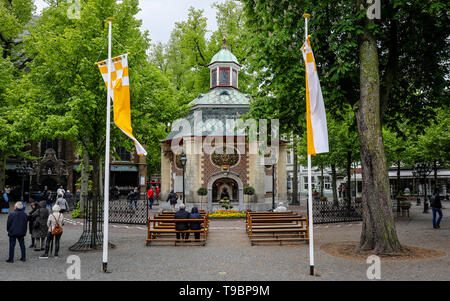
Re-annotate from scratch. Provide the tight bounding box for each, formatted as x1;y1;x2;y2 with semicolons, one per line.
312;199;362;224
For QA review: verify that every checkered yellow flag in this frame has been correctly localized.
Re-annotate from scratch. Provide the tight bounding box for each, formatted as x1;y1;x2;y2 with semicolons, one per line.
97;53;147;156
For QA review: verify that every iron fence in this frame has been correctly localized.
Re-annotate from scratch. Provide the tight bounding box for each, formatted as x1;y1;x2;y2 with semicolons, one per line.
106;199;149;225
311;199;363;224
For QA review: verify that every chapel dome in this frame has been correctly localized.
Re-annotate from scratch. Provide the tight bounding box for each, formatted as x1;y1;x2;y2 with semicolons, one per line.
209;48;240;66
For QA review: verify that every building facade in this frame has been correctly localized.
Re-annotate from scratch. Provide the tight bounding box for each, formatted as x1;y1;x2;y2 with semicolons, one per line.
160;44;287;211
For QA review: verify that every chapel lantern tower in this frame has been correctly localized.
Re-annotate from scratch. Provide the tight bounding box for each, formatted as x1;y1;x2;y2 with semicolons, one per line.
208;35;241;90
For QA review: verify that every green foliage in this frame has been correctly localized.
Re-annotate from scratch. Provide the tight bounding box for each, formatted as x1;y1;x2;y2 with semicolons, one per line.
197;187;207;196
149;1;254;100
71;200;81;218
243;186;255;195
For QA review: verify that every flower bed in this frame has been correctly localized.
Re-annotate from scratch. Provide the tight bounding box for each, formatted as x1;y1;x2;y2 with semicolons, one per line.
208;210;246;219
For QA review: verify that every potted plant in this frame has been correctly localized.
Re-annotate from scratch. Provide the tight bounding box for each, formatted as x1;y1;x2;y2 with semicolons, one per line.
197;187;207;210
244;186;255;204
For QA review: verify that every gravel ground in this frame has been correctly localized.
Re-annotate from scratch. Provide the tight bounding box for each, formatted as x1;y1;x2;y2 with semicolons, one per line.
0;202;448;281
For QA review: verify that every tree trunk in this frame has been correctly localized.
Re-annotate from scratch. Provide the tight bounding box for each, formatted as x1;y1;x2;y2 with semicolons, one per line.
356;0;402;254
79;150;90;213
331;164;338;206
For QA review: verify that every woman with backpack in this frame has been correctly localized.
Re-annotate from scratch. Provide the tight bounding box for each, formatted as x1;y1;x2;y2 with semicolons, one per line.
39;204;64;259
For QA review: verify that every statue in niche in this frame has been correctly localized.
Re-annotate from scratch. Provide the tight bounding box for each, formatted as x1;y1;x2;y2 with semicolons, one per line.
220;187;230;200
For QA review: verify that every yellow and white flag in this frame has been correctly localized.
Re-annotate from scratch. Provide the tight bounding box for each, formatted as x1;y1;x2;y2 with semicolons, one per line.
97;53;147;156
302;37;329;155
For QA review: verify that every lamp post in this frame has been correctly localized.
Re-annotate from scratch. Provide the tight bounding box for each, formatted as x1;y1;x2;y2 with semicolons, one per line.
180;153;187;204
16;159;33;211
412;162;432;213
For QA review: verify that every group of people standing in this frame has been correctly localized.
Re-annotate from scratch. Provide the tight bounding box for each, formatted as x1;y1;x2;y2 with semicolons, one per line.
6;200;64;263
126;186;160;210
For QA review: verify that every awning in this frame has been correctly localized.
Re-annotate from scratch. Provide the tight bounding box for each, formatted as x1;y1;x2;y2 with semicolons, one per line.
72;164;138;172
110;165;138;172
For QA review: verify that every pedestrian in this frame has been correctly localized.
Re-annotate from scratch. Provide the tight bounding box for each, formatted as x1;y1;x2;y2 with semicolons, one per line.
57;185;65;198
174;203;190;240
27;202;39;248
147;186;154;209
1;189;9;214
31;200;49;251
127;187;138;210
156;186;160;202
39;204;64;259
430;188;443;229
64;190;72;210
33;191;44;203
2;187;10;214
189;206;203;240
75;188;81;208
168;190;178;210
46;190;55;210
6;202;28;263
55;193;69;213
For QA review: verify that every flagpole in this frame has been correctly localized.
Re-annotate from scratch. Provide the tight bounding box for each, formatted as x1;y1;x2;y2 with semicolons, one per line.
102;17;113;273
303;12;315;277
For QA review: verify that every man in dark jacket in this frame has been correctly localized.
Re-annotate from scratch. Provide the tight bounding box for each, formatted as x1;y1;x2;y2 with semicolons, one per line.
175;204;190;240
189;207;203;240
6;202;28;263
431;188;443;229
168;190;178;210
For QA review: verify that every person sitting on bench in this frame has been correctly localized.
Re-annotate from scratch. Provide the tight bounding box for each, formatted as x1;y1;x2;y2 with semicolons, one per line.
175;204;190;240
189;207;203;240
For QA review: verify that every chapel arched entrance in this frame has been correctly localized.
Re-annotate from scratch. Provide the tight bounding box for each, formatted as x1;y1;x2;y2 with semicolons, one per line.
207;171;244;210
212;178;238;202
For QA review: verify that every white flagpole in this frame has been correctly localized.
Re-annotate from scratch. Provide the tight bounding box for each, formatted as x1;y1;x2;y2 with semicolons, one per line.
303;13;315;276
102;17;113;273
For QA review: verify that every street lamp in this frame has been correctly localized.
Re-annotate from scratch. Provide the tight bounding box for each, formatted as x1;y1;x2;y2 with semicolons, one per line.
180;152;187;204
412;162;432;213
16;159;33;210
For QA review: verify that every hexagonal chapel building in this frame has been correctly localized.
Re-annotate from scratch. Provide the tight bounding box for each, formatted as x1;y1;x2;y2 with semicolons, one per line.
160;45;288;211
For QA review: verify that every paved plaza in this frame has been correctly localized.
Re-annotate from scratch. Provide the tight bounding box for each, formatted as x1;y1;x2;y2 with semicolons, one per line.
0;203;448;281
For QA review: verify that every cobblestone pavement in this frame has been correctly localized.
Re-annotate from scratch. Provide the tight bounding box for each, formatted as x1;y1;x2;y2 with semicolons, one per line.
0;203;448;281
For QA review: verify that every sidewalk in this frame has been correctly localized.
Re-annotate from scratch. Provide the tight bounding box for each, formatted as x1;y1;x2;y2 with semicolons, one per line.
0;203;448;281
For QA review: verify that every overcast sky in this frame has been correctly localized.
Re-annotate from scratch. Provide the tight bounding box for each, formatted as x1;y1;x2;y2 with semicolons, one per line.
34;0;225;44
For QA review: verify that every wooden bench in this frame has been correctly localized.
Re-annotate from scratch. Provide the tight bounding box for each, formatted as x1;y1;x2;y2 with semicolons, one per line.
245;212;302;231
146;217;208;246
151;212;209;232
246;212;309;245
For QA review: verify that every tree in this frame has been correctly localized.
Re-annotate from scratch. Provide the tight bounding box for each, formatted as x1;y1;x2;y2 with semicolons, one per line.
0;0;36;190
239;0;450;253
355;0;401;253
22;0;185;248
415;107;450;187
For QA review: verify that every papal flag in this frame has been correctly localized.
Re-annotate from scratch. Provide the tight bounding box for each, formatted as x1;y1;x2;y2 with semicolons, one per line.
302;37;329;155
97;53;147;156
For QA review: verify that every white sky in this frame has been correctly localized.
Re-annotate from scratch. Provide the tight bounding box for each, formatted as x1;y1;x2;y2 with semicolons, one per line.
34;0;225;44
